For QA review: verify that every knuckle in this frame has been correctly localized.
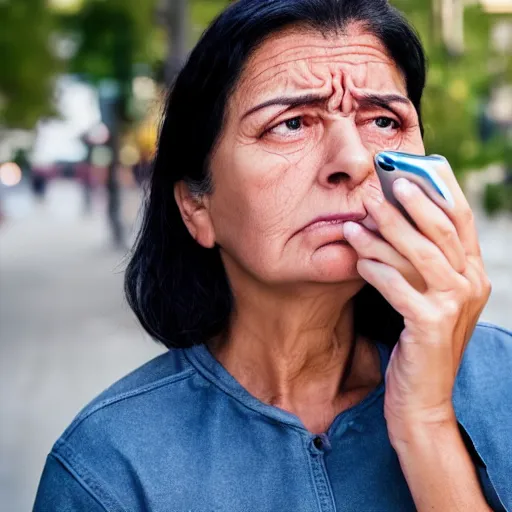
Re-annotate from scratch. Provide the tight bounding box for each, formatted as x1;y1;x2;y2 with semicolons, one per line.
475;275;492;300
483;276;492;297
443;298;461;318
437;223;458;246
460;207;475;227
417;246;441;267
422;307;447;326
456;276;473;298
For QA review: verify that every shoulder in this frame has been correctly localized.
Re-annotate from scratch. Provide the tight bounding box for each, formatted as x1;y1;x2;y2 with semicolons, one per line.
57;347;199;444
454;322;512;413
69;347;195;418
45;347;205;507
466;321;512;356
454;323;512;510
455;322;512;391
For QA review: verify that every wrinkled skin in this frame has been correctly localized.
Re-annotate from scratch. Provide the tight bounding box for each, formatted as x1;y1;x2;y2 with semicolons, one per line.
206;27;424;286
175;25;490;438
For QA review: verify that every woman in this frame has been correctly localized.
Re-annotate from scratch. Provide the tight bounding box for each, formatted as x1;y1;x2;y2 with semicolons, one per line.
34;0;512;510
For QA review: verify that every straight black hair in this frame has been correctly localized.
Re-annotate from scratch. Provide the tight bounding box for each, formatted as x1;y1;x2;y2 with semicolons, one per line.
125;0;427;349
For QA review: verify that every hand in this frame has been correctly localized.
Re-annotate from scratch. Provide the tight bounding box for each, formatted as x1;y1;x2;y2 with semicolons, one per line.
344;158;491;444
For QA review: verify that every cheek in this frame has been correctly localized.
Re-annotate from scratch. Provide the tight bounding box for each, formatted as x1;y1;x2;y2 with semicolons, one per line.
358;124;424;154
209;150;316;266
215;139;317;221
397;128;425;154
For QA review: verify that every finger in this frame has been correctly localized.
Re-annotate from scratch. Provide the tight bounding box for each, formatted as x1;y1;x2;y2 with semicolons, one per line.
344;221;427;292
393;178;466;274
363;192;460;291
356;259;426;319
456;256;492;348
429;156;481;257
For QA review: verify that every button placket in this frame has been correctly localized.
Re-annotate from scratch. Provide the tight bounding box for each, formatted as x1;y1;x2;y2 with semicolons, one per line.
307;434;336;512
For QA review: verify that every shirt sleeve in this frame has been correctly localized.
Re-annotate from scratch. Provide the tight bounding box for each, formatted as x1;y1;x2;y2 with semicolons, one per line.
33;454;109;512
454;323;512;512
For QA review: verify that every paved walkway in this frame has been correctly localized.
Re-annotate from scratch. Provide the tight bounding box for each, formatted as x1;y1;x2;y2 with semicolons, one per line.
0;179;510;511
0;181;165;511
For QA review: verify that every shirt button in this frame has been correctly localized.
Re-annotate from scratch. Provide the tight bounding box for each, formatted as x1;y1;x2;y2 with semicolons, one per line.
313;436;324;450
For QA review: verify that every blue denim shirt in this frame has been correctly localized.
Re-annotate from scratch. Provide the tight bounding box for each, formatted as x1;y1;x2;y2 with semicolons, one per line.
34;323;512;511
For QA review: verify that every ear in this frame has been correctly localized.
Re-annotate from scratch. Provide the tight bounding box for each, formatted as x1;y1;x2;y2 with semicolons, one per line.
174;181;216;249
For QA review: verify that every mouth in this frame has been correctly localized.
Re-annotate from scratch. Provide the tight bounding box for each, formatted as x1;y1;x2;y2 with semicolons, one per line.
301;213;366;234
297;214;365;250
318;240;350;248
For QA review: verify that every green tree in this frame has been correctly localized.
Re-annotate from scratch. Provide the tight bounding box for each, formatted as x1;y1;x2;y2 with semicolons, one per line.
0;0;59;129
393;0;511;175
57;0;162;247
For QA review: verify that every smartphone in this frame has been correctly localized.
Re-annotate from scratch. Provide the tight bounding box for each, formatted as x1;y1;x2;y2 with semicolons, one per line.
374;151;455;221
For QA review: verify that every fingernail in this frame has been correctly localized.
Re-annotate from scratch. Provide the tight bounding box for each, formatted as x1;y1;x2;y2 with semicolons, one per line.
343;221;362;238
394;178;414;196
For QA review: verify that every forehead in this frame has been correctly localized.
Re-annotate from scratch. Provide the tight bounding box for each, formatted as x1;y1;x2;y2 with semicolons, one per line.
235;25;406;104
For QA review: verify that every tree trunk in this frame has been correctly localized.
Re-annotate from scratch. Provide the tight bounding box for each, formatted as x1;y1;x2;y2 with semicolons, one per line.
431;0;442;44
166;0;189;83
107;117;124;250
441;0;465;56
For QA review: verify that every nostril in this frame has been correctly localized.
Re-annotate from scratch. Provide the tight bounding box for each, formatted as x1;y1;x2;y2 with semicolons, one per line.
328;172;349;185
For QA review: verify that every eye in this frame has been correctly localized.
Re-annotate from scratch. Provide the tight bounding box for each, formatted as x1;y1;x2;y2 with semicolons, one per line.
374;116;400;130
268;116;304;136
284;117;302;130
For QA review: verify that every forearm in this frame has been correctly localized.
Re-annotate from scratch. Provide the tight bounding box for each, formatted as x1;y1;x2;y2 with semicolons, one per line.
392;421;492;512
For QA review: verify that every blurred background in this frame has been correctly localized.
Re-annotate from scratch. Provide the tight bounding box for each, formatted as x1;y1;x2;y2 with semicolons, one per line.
0;0;511;509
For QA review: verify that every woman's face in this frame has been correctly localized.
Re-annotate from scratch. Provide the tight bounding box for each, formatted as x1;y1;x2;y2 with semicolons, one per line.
205;25;425;286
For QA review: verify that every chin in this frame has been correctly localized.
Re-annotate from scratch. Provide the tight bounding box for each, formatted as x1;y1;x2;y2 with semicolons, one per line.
307;243;361;282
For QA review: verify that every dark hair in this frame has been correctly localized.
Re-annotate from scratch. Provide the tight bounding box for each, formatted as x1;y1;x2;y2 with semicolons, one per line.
125;0;427;349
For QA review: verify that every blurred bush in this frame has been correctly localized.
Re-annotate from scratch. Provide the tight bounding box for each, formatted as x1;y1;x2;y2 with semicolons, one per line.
0;0;60;128
393;0;511;176
484;182;512;214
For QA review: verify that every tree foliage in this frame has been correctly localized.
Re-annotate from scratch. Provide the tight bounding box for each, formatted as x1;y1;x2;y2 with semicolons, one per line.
57;0;163;124
393;0;511;174
58;0;161;84
0;0;59;129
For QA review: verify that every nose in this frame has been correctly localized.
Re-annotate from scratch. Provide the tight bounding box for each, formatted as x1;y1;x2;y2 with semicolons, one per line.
317;117;374;189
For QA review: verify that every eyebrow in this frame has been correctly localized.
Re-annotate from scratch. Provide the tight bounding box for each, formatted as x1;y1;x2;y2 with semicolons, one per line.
357;93;411;111
241;92;411;119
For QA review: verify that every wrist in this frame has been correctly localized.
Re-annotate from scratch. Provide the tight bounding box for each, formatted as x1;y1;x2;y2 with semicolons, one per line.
386;408;458;452
388;416;492;512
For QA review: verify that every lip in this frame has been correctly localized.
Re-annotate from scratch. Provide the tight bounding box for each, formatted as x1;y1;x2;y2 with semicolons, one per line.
300;213;366;234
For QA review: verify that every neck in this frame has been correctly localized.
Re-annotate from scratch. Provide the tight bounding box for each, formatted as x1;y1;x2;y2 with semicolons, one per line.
207;281;382;434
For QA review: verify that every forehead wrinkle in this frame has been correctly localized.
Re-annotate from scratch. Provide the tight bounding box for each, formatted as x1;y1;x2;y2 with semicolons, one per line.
246;37;394;74
238;68;330;111
244;54;399;101
245;61;404;107
251;33;393;62
250;58;393;92
247;47;393;86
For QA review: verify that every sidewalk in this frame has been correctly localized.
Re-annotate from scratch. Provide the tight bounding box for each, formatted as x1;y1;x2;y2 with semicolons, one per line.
0;181;165;512
0;179;511;511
